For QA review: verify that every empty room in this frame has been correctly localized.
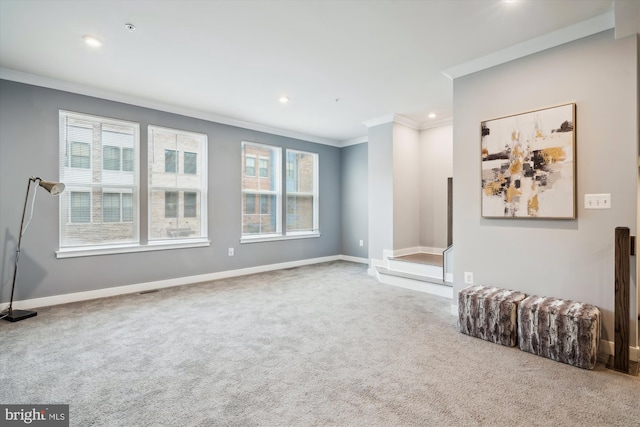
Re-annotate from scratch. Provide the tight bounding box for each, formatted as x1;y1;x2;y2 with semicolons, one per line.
1;1;639;426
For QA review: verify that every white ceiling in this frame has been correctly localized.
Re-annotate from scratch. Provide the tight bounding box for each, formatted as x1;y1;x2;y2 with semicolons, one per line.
0;0;620;145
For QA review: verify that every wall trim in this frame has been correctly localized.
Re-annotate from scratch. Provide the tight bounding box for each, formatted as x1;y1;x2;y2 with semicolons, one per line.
441;11;614;80
1;255;351;311
0;68;342;148
339;255;369;264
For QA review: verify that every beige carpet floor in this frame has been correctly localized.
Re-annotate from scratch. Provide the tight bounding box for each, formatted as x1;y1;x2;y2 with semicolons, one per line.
1;261;638;426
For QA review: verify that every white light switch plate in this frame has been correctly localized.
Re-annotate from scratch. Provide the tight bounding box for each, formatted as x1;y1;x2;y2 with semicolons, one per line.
584;193;611;209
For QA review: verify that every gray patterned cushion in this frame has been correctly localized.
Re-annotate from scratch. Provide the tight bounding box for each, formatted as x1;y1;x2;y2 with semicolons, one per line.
517;296;600;370
458;285;527;347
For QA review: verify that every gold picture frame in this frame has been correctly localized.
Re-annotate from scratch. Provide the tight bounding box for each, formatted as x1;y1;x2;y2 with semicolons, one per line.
481;103;576;219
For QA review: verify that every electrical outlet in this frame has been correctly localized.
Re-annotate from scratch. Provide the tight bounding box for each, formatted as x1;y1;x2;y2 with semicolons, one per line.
228;248;234;256
359;240;364;247
464;272;473;285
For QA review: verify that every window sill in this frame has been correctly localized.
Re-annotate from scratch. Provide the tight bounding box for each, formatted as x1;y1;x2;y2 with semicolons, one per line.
240;232;321;244
56;239;211;259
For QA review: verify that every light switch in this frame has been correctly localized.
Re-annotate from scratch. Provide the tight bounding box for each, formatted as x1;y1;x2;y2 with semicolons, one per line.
584;194;611;209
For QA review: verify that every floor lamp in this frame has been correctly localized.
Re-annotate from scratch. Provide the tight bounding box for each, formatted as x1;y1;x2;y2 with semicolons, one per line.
2;176;65;322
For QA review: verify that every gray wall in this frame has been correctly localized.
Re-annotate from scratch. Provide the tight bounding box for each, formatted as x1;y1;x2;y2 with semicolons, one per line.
452;30;638;346
367;122;394;262
392;124;420;252
341;142;368;258
419;125;452;250
0;80;342;301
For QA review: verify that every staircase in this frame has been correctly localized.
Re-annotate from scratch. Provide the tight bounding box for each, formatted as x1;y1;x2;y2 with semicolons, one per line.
375;252;453;299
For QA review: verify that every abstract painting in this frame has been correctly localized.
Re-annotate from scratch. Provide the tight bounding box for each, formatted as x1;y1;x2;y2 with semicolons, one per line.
481;103;576;219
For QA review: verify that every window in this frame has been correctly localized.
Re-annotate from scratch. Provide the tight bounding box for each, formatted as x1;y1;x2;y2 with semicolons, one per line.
184;192;197;217
245;156;256;177
286;150;318;233
103;193;122;222
103;146;121;171
164;191;178;218
241;142;280;236
259;157;269;177
70;192;90;223
260;194;269;215
123;148;134;172
70;141;90;169
59;111;139;248
149;125;207;241
245;194;256;214
165;149;177;173
122;193;133;222
184;152;197;174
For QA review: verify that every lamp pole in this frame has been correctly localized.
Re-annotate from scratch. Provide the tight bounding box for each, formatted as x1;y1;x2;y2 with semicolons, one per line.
5;178;38;321
4;177;64;322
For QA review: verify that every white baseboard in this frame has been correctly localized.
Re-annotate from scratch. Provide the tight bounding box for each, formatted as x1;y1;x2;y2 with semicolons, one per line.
1;255;345;311
339;255;368;264
449;305;639;363
599;340;640;363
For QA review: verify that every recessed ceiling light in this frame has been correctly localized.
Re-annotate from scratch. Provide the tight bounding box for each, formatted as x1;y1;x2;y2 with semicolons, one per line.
279;96;289;104
428;113;437;119
83;35;102;47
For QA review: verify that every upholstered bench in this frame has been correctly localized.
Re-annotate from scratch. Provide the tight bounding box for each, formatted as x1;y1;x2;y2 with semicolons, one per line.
458;285;527;347
517;296;600;370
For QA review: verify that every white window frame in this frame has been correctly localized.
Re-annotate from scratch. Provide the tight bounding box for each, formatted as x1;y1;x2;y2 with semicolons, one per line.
58;111;141;255
148;125;208;245
56;111;210;259
240;142;320;244
241;141;282;241
285;149;319;236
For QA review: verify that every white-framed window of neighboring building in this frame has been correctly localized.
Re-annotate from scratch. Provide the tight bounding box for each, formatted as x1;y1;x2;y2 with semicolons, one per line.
241;142;281;238
101;190;134;223
59;111;140;250
245;155;256;177
285;149;319;235
149;125;207;242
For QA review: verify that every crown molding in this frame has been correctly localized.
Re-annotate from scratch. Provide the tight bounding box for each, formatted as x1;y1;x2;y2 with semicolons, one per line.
441;10;614;80
363;114;421;130
419;117;453;130
341;135;368;147
0;68;343;148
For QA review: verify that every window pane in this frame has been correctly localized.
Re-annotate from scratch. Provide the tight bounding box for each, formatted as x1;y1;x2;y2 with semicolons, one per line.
165;149;177;173
260;194;269;214
245;156;255;176
285;150;318;232
70;192;90;223
60;111;139;248
165;191;178;218
71;141;90;168
245;194;256;214
103;193;121;222
184;191;197;217
286;195;315;231
103;146;121;171
149;126;207;241
184;152;197;174
122;193;133;222
122;148;134;172
259;158;268;177
241;142;281;237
